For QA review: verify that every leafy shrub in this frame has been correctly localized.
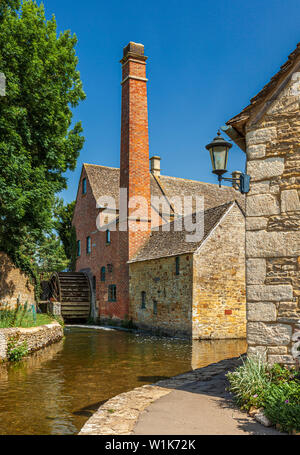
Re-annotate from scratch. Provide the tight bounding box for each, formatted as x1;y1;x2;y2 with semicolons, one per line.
7;336;28;362
264;382;300;433
269;363;299;385
227;354;271;411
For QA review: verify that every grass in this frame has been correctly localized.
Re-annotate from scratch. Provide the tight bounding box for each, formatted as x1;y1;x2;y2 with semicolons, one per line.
0;301;55;328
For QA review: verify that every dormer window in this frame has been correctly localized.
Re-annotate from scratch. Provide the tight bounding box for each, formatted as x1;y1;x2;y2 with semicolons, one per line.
82;177;87;195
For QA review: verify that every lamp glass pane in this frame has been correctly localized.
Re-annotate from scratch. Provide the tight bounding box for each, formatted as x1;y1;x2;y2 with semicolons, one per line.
212;146;228;171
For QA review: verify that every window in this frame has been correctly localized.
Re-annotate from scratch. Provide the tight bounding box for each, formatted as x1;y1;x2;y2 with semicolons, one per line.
106;229;111;244
92;275;96;291
82;177;87;195
141;291;146;309
107;263;113;273
86;236;91;254
175;256;180;275
100;266;106;282
153;300;157;315
77;240;81;257
108;285;117;302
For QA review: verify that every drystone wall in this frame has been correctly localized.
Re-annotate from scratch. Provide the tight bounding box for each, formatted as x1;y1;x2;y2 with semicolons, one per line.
245;72;300;365
0;252;35;307
0;322;63;361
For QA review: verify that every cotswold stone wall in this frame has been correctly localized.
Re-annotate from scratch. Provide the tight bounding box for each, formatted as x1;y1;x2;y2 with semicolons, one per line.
129;255;193;337
0;322;63;361
192;204;246;339
0;252;35;307
245;73;300;365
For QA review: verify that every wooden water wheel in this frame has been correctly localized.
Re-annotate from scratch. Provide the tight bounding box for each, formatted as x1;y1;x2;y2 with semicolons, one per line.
49;272;91;321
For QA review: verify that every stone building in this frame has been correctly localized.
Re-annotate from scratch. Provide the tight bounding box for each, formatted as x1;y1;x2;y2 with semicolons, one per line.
129;201;246;338
73;42;246;338
225;42;300;364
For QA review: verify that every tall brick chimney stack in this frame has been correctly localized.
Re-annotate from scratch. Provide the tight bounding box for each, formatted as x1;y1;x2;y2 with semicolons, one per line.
119;42;151;259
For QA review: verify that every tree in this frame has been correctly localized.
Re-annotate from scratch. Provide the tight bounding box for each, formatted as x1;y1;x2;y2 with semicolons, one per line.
54;199;77;271
0;0;85;279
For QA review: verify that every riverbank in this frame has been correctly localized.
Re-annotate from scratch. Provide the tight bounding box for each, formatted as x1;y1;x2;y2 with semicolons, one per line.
0;322;63;361
79;355;280;435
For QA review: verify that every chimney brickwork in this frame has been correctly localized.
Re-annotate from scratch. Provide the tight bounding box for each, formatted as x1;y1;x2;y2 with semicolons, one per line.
120;42;152;260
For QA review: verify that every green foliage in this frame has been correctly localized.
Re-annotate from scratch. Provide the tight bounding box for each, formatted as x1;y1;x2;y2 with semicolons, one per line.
0;0;85;283
227;356;300;433
53;199;77;271
7;335;28;361
0;301;54;328
34;232;69;280
264;382;300;433
227;355;271;411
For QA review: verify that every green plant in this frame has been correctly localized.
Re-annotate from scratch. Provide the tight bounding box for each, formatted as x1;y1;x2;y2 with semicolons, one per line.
264;382;300;433
226;354;271;411
48;313;65;327
7;336;28;362
269;363;299;385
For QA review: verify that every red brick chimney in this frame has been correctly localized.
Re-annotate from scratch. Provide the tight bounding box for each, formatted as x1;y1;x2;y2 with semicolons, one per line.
119;42;151;259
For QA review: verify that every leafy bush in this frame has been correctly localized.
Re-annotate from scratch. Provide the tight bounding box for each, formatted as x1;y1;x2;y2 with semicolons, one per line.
7;336;28;362
264;382;300;433
226;354;271;411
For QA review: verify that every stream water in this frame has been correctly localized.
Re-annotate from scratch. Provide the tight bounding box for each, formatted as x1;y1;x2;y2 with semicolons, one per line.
0;326;247;435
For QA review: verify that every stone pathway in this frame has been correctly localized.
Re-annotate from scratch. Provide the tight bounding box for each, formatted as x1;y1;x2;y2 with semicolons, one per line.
79;356;281;436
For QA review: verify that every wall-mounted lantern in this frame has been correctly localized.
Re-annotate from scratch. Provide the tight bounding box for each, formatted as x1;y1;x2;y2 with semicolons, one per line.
205;131;250;194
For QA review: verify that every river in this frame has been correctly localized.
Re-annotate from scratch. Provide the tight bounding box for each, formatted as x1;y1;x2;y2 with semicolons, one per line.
0;326;246;435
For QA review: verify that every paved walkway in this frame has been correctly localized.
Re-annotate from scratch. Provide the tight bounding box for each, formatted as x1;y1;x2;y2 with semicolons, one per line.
133;371;280;435
79;357;282;436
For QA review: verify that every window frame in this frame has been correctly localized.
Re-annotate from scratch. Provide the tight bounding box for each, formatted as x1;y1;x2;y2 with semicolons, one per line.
108;284;117;302
86;236;91;254
82;177;87;195
100;266;106;282
141;291;146;309
175;256;180;275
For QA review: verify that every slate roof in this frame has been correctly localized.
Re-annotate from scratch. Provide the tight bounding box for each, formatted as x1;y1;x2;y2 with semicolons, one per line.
227;42;300;131
83;163;245;213
128;201;237;263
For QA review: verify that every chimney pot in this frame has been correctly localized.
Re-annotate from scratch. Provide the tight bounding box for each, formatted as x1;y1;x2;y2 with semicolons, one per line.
150;156;161;176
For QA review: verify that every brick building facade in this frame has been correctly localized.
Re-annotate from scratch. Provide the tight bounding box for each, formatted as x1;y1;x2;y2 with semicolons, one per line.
225;43;300;364
73;42;246;338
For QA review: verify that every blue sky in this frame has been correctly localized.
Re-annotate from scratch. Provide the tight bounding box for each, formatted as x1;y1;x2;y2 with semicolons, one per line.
43;0;300;203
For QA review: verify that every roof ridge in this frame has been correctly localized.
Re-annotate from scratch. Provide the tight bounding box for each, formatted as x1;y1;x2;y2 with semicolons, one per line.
83;163;120;170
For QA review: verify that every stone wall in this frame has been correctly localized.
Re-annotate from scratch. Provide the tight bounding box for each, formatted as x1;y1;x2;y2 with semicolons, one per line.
192;204;246;339
129;254;193;337
0;252;35;307
245;72;300;365
0;322;63;361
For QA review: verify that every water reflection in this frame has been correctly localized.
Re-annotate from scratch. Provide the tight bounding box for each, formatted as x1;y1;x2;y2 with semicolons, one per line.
0;327;246;435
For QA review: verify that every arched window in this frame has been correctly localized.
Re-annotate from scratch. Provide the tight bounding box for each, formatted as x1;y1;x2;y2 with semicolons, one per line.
77;240;81;257
153;300;157;315
106;229;111;244
100;266;106;282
